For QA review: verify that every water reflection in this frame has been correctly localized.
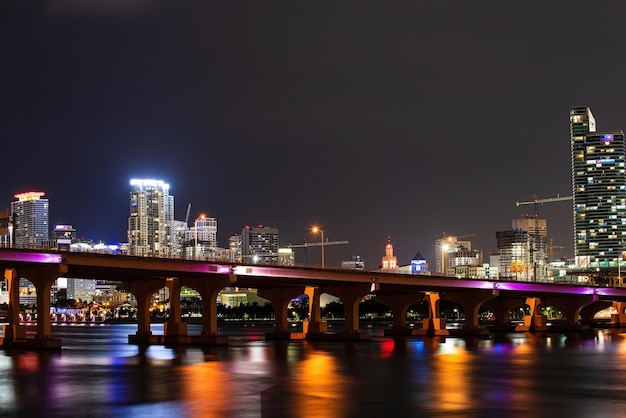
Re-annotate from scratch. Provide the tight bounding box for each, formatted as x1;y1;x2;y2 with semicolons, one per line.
1;325;626;416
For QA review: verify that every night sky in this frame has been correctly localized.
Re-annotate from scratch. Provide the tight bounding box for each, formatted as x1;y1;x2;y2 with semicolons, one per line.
3;2;626;268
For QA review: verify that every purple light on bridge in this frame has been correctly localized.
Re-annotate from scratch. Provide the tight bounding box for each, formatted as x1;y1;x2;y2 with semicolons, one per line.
492;281;596;295
0;251;63;264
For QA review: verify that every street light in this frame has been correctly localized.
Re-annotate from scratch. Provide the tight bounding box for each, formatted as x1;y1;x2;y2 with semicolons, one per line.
312;226;325;268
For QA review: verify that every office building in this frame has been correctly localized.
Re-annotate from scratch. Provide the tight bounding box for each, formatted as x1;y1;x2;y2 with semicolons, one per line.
342;255;365;270
570;106;626;268
496;229;531;280
11;191;49;248
53;224;77;250
241;225;279;264
127;179;174;257
512;217;547;281
185;215;218;259
435;235;475;275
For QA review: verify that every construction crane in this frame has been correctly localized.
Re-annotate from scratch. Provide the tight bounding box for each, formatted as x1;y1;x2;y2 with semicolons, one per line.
287;239;349;266
548;238;566;263
184;203;192;226
516;194;573;218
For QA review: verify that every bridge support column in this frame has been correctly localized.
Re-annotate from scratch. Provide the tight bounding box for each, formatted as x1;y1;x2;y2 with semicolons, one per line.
164;277;188;344
183;275;235;345
303;286;327;334
322;284;372;339
515;297;547;332
418;293;449;336
122;279;165;345
258;287;306;339
444;290;497;335
611;301;626;327
375;293;423;336
2;268;25;343
3;265;67;349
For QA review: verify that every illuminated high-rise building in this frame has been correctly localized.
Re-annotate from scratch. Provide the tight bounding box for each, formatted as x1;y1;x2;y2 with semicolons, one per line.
128;179;174;257
570;106;626;268
11;192;49;248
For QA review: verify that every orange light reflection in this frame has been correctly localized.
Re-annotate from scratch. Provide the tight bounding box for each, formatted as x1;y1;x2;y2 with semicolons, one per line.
293;352;351;418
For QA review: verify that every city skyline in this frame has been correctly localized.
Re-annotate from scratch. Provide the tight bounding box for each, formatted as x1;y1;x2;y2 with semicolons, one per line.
4;3;626;267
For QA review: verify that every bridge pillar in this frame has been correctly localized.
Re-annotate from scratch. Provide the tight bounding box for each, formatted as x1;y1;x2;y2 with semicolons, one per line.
611;301;626;327
121;278;165;344
257;287;306;339
323;284;372;338
444;290;497;335
183;275;235;344
3;268;25;342
515;297;547;332
3;265;67;349
304;286;327;334
164;277;188;344
418;293;449;336
375;293;423;336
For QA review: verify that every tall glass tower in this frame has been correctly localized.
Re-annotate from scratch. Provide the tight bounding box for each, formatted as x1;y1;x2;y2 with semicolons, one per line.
570;106;626;268
128;179;174;257
10;191;49;248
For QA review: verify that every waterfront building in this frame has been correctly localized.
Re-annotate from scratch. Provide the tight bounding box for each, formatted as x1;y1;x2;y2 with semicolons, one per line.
410;252;428;274
434;235;476;275
512;217;547;280
278;248;295;266
452;263;498;279
570;106;626;269
241;225;279;264
184;215;218;259
0;207;9;246
127;179;174;257
53;224;76;250
66;278;96;303
342;255;365;270
229;234;243;263
496;229;531;280
381;237;398;269
11;191;49;248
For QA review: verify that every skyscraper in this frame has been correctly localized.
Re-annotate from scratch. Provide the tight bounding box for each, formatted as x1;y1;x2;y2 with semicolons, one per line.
128;179;174;257
11;191;49;248
570;106;626;268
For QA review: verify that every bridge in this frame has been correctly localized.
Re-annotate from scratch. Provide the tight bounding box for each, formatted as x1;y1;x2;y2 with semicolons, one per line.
2;247;626;349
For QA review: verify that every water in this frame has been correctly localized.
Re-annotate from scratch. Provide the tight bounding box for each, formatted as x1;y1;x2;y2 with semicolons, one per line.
1;323;626;417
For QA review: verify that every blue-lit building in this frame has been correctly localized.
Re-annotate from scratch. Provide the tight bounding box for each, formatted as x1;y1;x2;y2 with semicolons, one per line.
570;106;626;269
410;252;428;274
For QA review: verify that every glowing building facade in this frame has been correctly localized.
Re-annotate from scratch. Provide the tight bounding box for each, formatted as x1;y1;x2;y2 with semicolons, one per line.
570;106;626;268
381;236;398;269
128;179;174;257
11;192;49;248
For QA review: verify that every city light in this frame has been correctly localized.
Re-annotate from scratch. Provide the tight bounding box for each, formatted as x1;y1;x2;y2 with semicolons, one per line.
312;226;325;268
